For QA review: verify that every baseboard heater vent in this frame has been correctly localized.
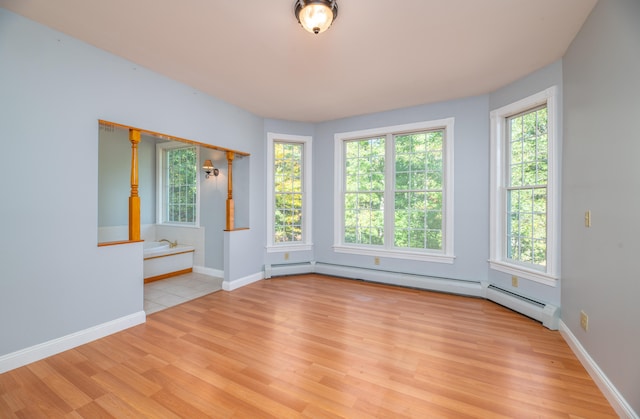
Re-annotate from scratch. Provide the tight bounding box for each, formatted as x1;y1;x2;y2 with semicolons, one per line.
265;261;315;279
314;263;484;298
485;284;559;330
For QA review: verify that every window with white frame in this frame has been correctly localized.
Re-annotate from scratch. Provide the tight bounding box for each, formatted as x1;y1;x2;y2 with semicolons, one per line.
266;133;312;251
490;87;559;285
334;119;454;263
156;142;200;226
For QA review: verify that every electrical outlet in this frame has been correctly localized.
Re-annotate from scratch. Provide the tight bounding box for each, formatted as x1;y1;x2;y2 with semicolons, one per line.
511;276;518;287
580;310;589;331
284;252;289;261
374;257;380;265
585;210;591;227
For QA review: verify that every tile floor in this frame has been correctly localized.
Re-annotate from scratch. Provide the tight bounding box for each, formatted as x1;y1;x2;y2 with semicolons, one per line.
144;272;223;314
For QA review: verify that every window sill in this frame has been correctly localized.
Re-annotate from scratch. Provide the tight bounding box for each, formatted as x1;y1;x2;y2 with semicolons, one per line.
334;245;455;264
157;223;201;229
489;260;558;287
266;243;313;253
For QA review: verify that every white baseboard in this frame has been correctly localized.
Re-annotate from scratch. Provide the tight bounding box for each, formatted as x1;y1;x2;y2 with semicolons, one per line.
223;271;264;291
559;320;638;419
0;311;146;374
193;265;224;278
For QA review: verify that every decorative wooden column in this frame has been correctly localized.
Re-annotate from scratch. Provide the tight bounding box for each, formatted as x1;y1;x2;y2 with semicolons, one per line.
129;129;141;241
225;151;235;231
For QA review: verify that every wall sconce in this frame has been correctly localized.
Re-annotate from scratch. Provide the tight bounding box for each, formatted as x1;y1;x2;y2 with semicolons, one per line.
203;160;219;178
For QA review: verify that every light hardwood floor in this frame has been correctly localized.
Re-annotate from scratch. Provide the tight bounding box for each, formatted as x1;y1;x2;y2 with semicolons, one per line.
0;274;616;418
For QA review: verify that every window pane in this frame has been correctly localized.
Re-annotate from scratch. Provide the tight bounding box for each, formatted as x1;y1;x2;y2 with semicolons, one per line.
395;172;410;190
427;152;442;171
411;154;426;171
343;138;385;246
508;235;519;260
427;171;442;190
533;213;546;240
273;141;304;243
533;239;547;266
426;192;442;210
165;146;197;224
410;172;426;190
426;211;441;230
410;230;425;249
510;164;523;187
410;211;425;229
426;231;442;250
394;230;409;248
394;209;408;230
394;130;444;251
506;106;548;267
533;189;547;213
344;227;357;244
536;161;548;184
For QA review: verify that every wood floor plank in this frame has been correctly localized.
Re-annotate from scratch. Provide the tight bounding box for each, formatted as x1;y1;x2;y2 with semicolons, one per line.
0;392;22;418
0;274;617;418
91;370;180;418
142;365;235;418
150;389;212;419
73;400;117;419
44;356;108;401
92;392;146;418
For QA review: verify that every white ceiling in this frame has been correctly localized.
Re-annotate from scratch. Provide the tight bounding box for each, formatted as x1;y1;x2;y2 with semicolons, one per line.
0;0;597;122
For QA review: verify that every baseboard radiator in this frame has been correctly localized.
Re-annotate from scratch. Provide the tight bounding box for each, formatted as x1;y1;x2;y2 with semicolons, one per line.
484;284;559;330
314;263;484;298
264;261;316;279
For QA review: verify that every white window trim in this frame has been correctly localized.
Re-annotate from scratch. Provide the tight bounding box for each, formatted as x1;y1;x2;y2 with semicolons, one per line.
489;86;560;286
156;142;201;228
333;118;455;263
266;132;313;253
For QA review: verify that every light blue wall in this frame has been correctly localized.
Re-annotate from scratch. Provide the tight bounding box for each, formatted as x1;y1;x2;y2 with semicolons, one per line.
487;60;564;306
562;0;640;412
0;8;264;356
313;95;491;283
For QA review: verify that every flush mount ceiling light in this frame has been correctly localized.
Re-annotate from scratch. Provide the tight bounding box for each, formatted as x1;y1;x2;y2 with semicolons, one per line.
294;0;338;34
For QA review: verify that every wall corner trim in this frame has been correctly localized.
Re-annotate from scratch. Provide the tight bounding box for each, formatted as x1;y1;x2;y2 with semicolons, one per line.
0;311;146;374
559;321;638;418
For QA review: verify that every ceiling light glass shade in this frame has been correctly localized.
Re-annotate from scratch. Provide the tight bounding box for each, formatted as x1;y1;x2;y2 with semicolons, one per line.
294;0;338;34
